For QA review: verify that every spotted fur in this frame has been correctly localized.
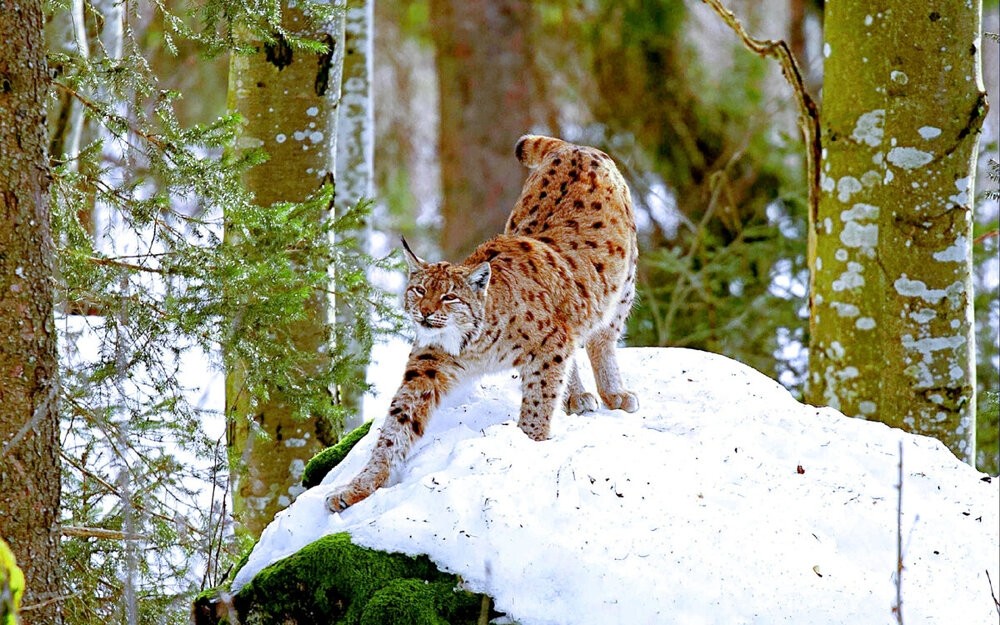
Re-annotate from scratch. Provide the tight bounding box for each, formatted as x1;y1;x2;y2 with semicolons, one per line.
327;135;639;512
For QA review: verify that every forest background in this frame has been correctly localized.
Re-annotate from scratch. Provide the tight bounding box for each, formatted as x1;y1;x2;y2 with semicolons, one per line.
0;0;997;623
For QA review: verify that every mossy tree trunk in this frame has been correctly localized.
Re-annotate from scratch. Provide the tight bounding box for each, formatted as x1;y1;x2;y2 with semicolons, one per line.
335;0;374;429
226;3;346;539
809;0;987;463
0;1;64;621
430;0;534;260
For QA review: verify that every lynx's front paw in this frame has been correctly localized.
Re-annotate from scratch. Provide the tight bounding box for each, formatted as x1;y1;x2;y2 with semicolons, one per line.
326;485;369;513
565;391;599;414
602;390;639;413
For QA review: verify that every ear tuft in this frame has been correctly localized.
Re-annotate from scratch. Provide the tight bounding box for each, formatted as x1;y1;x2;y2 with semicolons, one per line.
401;236;426;273
467;262;491;293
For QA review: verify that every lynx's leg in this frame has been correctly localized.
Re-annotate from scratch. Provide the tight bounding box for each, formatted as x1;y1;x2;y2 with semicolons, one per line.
563;357;598;414
517;338;573;441
585;325;638;413
327;349;461;512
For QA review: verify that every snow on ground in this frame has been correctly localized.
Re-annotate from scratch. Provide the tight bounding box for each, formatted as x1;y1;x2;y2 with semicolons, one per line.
233;341;999;625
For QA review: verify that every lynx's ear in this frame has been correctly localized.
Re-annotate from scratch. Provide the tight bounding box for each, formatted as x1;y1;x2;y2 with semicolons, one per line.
467;262;491;294
400;236;426;274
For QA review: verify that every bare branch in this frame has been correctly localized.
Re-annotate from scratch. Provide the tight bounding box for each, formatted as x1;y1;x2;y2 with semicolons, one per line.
700;0;821;226
987;569;1000;616
973;230;998;245
61;525;147;541
893;440;904;625
88;255;166;274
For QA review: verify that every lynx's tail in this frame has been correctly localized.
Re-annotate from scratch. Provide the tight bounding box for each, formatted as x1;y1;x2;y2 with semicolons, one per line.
514;135;569;168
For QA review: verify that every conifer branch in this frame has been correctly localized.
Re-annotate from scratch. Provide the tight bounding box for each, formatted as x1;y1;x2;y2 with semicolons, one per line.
51;80;171;152
87;255;167;274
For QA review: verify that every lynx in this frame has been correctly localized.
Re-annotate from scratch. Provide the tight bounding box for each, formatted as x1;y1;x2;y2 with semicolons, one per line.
327;135;639;512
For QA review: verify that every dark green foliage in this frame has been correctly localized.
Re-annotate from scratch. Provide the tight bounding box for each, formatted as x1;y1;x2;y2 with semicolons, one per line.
303;420;374;489
233;533;481;624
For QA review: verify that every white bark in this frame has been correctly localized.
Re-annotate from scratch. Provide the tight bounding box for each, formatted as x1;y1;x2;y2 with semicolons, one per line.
335;0;374;429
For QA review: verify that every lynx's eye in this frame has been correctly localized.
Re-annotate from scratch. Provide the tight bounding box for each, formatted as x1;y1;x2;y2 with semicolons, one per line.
409;285;426;296
440;293;459;303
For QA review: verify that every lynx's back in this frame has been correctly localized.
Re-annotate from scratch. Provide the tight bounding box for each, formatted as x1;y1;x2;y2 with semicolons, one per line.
504;135;638;338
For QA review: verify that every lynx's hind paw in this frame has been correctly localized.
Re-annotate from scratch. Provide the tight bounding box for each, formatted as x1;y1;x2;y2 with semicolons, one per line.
565;392;599;414
603;391;639;413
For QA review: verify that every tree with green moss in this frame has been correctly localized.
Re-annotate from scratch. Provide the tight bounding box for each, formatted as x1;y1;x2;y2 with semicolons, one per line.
809;1;987;463
0;2;63;621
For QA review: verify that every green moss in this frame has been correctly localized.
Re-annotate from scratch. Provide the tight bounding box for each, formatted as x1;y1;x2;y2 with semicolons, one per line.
233;532;482;624
302;420;373;488
361;579;480;625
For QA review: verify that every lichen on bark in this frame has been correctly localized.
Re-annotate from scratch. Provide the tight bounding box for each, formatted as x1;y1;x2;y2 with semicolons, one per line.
809;0;986;462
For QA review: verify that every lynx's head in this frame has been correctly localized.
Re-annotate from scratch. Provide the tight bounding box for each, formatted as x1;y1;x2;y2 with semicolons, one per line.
401;238;491;356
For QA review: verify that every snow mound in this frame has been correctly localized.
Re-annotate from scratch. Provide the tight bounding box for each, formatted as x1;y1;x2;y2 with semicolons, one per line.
233;346;999;625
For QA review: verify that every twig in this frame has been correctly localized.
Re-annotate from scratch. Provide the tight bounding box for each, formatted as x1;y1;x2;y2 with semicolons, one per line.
61;525;147;541
973;230;998;245
19;592;78;612
893;440;904;625
700;0;821;237
88;255;167;274
987;569;1000;616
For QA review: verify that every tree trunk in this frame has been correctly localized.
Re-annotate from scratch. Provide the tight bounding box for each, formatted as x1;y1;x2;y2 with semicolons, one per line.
809;0;986;462
336;0;374;429
430;0;534;260
0;1;64;621
226;4;346;538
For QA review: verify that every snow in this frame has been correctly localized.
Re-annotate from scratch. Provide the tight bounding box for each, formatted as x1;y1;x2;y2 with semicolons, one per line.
232;341;999;625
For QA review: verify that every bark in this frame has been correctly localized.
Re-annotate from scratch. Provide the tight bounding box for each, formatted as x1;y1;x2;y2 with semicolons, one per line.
809;0;986;462
226;3;346;538
0;1;64;622
336;0;374;428
430;0;534;260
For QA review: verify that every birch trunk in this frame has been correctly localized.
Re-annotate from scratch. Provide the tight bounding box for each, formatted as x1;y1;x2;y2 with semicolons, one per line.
226;3;346;538
336;0;374;428
810;0;987;463
0;1;64;620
